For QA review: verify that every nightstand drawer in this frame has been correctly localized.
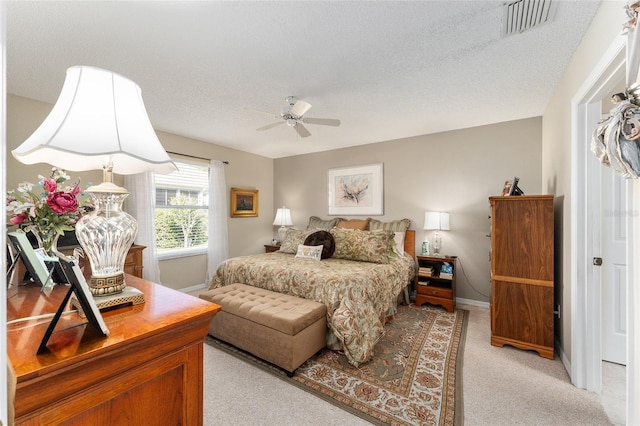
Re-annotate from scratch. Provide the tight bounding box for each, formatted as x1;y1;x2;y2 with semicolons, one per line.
416;284;452;299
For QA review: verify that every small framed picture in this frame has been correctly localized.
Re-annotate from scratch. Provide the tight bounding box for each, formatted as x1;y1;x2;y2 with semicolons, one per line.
508;177;523;196
58;258;109;336
230;188;259;217
7;231;55;292
501;180;513;196
38;257;109;353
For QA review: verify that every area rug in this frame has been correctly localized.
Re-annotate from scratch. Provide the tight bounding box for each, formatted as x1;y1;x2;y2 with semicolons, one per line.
206;304;468;426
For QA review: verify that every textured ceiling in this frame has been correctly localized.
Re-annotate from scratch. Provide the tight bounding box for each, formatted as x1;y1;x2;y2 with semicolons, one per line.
7;1;602;159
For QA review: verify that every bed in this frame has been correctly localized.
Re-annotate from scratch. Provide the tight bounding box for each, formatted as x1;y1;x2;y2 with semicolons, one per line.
208;219;416;366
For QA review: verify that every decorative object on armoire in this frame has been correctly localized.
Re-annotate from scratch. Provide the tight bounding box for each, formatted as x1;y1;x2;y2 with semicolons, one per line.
489;195;555;359
591;1;640;178
11;65;177;301
273;206;293;243
508;176;525;195
6;167;90;256
424;211;450;256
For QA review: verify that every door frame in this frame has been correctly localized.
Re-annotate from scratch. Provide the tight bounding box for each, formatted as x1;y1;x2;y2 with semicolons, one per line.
571;33;637;423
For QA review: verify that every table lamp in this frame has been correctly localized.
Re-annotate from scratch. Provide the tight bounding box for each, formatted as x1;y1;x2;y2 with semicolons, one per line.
12;65;177;303
424;211;450;256
273;206;293;243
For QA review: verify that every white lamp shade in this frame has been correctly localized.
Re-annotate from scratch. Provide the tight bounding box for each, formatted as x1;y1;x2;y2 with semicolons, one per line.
12;65;177;175
424;211;450;231
273;207;293;226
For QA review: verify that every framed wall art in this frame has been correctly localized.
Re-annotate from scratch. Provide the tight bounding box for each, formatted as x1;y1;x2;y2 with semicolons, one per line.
230;188;259;217
327;163;383;215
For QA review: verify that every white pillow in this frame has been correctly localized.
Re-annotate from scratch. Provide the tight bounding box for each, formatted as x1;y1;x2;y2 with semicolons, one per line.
295;244;323;261
393;231;406;258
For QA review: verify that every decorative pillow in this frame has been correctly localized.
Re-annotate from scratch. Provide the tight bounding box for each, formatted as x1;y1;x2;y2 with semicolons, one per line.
336;218;370;230
307;216;341;230
392;231;406;258
329;228;394;264
303;230;335;259
278;228;317;254
372;229;405;259
295;244;323;261
368;218;411;232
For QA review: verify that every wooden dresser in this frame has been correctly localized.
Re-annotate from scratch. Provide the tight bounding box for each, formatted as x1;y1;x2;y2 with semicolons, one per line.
7;276;220;425
12;244;146;281
67;244;145;278
123;244;145;277
489;195;555;359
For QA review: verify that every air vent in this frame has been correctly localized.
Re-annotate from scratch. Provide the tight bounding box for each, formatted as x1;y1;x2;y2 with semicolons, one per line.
503;0;558;36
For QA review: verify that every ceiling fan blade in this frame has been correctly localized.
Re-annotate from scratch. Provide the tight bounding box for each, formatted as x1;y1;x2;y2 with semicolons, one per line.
291;100;312;117
293;123;311;138
302;117;341;127
245;107;280;118
256;121;284;131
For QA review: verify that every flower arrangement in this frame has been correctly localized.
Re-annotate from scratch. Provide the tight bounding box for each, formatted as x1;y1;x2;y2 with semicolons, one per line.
6;167;92;252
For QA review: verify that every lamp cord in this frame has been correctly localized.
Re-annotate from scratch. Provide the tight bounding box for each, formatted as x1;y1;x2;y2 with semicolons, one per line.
456;256;490;299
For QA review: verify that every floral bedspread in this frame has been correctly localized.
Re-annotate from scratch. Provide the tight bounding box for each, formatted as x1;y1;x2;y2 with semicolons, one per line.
209;252;415;366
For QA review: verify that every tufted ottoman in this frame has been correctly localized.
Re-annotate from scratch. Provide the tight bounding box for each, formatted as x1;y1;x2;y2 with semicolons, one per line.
199;283;327;376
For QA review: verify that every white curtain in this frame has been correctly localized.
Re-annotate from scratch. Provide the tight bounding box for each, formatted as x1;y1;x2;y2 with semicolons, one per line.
124;172;162;283
206;160;229;285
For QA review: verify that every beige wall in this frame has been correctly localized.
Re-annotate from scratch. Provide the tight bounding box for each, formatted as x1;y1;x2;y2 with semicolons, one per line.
275;117;543;303
542;1;625;363
6;94;274;290
154;130;273;289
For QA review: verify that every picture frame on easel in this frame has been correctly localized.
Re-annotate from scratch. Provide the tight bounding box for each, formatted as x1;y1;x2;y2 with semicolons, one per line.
7;231;55;293
37;257;109;354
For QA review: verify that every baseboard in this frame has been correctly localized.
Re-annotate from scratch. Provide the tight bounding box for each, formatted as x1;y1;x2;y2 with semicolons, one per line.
555;336;571;378
179;282;208;294
456;297;489;309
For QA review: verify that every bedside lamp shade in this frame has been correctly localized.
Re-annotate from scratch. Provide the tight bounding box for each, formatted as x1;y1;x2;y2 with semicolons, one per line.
273;206;293;242
424;211;450;255
12;65;176;300
424;211;450;231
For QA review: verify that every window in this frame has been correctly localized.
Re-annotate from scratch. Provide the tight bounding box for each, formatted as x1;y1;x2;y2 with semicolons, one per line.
154;159;209;258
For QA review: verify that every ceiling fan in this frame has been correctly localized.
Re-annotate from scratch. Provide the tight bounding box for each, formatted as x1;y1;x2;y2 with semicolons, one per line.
250;96;341;138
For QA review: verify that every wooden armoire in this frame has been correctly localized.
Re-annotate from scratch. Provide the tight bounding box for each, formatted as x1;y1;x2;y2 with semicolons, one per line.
489;195;555;359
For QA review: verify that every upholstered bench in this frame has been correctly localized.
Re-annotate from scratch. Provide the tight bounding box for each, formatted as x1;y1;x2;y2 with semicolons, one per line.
199;283;327;376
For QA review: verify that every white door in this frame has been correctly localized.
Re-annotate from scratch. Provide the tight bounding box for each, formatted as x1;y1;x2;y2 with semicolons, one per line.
601;164;627;365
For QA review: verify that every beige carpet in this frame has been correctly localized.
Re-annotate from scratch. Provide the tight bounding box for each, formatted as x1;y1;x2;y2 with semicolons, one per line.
207;304;467;425
461;304;613;425
201;302;614;425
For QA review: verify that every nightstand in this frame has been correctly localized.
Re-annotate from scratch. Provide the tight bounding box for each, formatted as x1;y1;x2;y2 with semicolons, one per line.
415;255;457;312
264;244;280;253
